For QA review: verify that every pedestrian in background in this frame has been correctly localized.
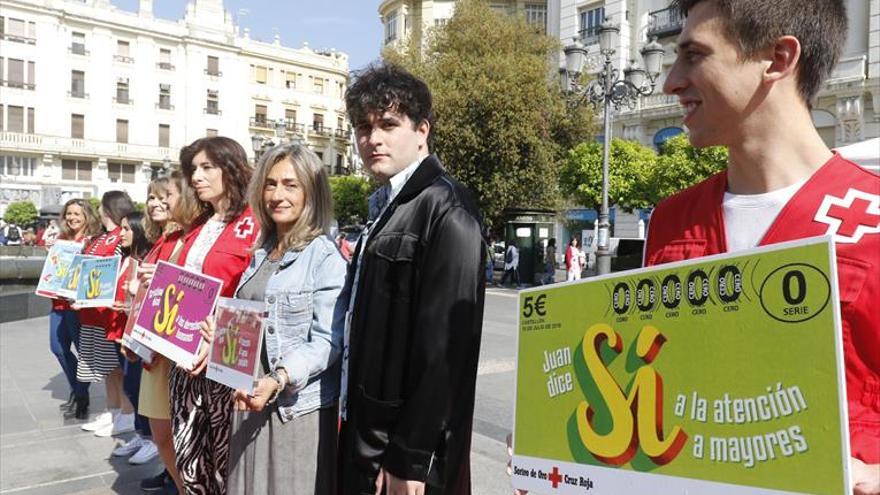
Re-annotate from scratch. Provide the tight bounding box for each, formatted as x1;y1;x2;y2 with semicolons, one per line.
337;63;486;495
501;241;520;288
565;236;584;281
543;237;557;284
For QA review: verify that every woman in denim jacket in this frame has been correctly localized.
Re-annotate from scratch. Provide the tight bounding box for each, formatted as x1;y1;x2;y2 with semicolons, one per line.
222;143;347;494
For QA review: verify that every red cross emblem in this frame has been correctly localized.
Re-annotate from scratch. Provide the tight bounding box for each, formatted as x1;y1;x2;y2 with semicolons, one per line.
548;466;563;488
814;188;880;244
233;217;255;239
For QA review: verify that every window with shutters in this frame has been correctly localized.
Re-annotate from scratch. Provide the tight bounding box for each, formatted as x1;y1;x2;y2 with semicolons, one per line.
115;40;133;63
158;84;172;109
27;107;33;134
7;59;24;88
206;128;218;137
70;70;85;98
108;162;135;183
205;90;219;114
254;104;267;125
285;71;296;89
7;106;23;132
71;32;86;55
158;48;173;70
71;114;84;139
116;119;128;143
313;113;324;133
158;124;170;147
62;160;92;181
254;65;267;84
313;77;324;94
206;55;220;76
115;79;130;104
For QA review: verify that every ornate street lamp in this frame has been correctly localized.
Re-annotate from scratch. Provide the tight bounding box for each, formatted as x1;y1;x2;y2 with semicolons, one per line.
563;22;664;275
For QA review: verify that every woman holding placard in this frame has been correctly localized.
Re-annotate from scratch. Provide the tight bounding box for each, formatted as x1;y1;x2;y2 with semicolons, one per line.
169;137;259;494
208;143;346;495
77;191;137;437
52;198;102;420
111;211;159;464
134;171;198;494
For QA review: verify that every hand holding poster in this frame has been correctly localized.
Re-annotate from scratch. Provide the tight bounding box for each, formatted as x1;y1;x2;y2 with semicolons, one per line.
511;237;849;495
206;298;266;394
35;240;84;298
121;260;154;364
73;255;121;308
130;261;223;369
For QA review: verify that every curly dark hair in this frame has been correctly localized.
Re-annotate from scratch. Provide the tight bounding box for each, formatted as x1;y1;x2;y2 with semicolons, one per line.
673;0;847;106
179;136;252;225
345;63;433;134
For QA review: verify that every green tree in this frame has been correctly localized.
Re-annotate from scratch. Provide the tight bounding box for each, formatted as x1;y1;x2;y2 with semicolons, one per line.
383;0;594;228
559;138;657;212
3;200;39;226
87;197;101;214
330;175;375;225
647;134;728;205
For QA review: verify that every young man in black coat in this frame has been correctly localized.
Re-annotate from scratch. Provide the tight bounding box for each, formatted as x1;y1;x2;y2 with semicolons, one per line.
336;63;487;495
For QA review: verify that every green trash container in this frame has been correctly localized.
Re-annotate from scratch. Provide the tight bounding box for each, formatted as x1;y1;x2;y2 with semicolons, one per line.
503;209;556;285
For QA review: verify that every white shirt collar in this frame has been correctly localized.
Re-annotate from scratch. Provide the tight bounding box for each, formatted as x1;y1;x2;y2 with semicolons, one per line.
388;154;428;204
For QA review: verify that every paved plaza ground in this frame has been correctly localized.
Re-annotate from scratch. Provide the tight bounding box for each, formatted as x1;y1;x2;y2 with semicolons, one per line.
0;286;534;494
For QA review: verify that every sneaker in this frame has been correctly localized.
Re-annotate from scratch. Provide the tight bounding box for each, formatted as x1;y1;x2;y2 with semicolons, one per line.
95;412;135;437
140;470;172;492
81;411;113;432
128;439;158;465
112;434;143;457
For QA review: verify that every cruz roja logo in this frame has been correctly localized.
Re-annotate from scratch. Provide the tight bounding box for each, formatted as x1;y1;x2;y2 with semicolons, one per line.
573;323;687;466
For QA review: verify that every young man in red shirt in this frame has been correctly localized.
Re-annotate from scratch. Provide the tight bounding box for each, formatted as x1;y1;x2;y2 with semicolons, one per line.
644;1;879;492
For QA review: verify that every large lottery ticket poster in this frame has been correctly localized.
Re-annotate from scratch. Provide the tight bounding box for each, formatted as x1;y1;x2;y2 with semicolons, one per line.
130;261;223;368
73;255;121;308
511;237;849;495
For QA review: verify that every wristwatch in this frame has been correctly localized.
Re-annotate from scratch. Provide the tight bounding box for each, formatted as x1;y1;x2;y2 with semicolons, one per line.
266;368;287;404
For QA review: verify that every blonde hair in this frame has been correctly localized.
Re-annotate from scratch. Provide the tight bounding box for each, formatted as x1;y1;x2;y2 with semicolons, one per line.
58;198;102;240
249;143;333;253
144;177;170;242
168;170;200;231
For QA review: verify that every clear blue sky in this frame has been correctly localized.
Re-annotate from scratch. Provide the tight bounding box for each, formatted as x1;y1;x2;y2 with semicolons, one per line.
110;0;383;71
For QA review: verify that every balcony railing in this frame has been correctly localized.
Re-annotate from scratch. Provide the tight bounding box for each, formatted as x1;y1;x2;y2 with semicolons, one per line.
284;120;305;134
113;55;134;63
2;33;36;44
69;45;88;55
2;80;35;90
68;90;89;99
156;102;174;110
204;69;222;77
579;25;600;45
333;128;350;139
647;6;683;38
312;124;331;136
1;131;173;162
157;62;175;70
204;106;221;115
113;96;133;105
250;117;272;129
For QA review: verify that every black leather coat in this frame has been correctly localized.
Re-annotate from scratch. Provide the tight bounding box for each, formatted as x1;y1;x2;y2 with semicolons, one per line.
338;155;486;494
